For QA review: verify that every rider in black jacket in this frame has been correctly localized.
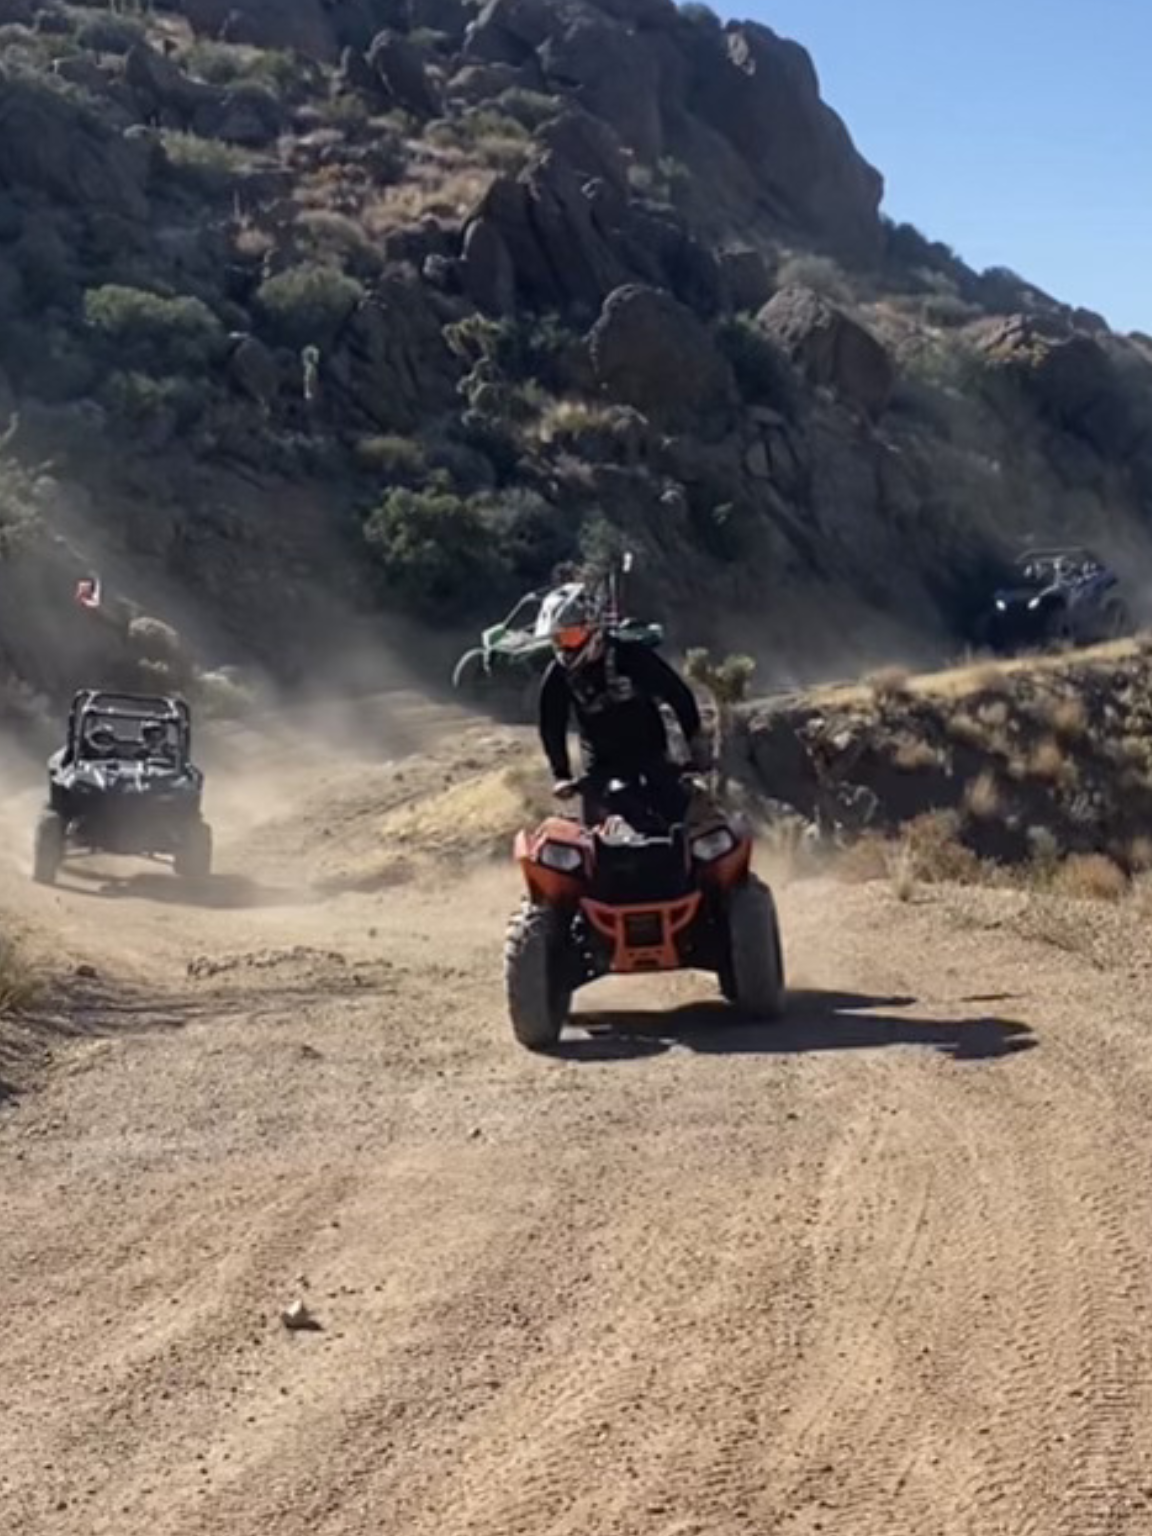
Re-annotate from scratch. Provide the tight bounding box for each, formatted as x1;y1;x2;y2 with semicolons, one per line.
538;587;710;826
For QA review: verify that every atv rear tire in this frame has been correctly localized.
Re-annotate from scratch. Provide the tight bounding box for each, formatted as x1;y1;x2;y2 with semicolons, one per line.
33;810;66;886
175;820;213;881
725;875;785;1019
505;901;571;1051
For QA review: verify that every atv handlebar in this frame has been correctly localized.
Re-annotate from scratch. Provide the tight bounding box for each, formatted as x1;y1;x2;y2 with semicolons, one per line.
554;767;706;800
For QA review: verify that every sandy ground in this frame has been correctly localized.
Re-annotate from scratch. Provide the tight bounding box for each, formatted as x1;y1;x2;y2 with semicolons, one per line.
3;689;1152;1535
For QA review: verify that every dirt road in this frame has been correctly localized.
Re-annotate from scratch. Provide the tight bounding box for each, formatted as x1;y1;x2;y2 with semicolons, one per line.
4;716;1152;1535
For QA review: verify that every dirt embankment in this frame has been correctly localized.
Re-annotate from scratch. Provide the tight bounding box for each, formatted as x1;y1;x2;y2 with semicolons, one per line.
739;640;1152;876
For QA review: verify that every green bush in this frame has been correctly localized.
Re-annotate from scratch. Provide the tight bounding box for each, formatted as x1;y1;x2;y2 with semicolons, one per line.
159;130;248;194
84;285;226;373
184;41;301;97
716;316;797;410
77;16;144;56
353;433;428;483
101;370;204;427
255;264;363;350
364;487;500;616
496;87;564;132
364;484;576;617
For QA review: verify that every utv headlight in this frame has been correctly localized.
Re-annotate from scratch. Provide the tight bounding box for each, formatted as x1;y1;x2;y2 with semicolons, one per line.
1028;596;1041;610
995;599;1007;612
540;841;583;872
691;828;736;862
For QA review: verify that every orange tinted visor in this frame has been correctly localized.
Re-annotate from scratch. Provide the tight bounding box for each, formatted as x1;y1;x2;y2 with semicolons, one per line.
554;623;592;651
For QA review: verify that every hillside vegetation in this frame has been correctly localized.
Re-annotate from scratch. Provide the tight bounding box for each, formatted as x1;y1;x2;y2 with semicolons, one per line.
2;0;1152;710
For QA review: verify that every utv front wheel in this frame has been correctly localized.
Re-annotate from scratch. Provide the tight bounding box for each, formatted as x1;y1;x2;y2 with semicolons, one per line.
725;875;785;1019
33;810;66;886
505;901;571;1051
175;820;213;881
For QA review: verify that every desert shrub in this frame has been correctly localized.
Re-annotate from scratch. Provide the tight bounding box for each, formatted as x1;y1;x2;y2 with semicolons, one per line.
496;87;563;131
295;210;382;280
1053;852;1128;902
100;371;204;427
254;264;363;350
364;487;501;615
158;130;248;193
353;433;428;482
685;647;756;705
716;316;797;410
77;15;144;55
0;935;41;1015
84;285;226;374
364;484;574;616
776;253;853;305
183;41;301;97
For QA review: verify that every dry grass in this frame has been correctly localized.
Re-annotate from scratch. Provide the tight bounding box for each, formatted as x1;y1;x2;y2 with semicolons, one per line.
535;398;619;447
833;834;890;885
1052;853;1129;903
1026;737;1072;785
363;162;494;233
963;769;1002;820
1046;693;1089;742
0;938;43;1015
866;666;912;703
947;712;988;750
892;735;941;772
887;838;918;901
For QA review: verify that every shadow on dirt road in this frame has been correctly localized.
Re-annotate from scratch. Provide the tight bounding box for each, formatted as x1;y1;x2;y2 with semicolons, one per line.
60;867;319;910
562;988;1037;1063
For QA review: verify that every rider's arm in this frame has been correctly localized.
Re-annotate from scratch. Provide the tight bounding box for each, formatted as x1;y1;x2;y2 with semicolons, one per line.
622;644;702;742
539;662;573;779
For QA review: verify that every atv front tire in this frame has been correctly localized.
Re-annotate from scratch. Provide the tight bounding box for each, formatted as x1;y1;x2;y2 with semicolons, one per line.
175;820;213;881
724;875;785;1019
33;810;66;886
505;901;571;1051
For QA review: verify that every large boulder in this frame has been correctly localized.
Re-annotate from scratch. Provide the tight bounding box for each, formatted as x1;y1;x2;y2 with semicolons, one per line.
758;286;894;418
463;0;557;64
588;283;737;435
979;315;1142;459
538;10;664;160
536;107;630;194
689;22;883;259
470;154;632;314
468;143;724;319
182;0;337;58
0;77;150;221
325;275;459;433
461;217;516;315
367;30;442;119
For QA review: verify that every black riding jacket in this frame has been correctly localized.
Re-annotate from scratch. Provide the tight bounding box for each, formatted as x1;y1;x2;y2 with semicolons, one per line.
538;639;702;779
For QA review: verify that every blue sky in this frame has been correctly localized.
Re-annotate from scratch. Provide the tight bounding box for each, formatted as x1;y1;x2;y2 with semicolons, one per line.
727;1;1152;333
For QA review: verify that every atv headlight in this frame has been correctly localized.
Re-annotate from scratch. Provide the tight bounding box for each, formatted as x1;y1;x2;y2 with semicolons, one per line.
1028;596;1041;610
995;599;1007;612
539;841;583;872
691;828;736;863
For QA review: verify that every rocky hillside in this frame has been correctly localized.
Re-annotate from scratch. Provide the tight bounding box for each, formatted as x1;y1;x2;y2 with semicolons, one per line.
2;0;1152;716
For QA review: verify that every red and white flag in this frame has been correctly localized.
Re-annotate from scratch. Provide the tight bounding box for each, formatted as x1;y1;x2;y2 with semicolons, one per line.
75;576;101;610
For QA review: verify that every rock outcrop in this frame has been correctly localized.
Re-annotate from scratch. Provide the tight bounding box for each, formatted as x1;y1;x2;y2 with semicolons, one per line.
758;287;894;418
588;284;737;435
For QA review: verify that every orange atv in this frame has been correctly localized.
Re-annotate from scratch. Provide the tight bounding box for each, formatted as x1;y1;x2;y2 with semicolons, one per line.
505;772;785;1051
